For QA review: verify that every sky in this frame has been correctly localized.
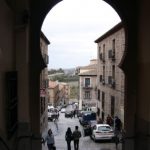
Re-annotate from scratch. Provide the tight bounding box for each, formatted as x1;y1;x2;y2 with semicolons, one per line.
42;0;121;69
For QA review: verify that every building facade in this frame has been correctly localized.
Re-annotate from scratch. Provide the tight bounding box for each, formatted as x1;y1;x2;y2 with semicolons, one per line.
48;81;70;107
95;22;125;123
78;59;97;110
58;82;70;106
48;81;59;107
40;32;50;133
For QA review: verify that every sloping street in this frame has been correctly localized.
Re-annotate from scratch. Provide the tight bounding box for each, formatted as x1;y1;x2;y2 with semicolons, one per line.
42;109;122;150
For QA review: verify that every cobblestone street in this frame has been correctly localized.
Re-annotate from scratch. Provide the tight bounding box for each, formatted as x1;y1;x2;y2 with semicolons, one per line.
42;111;122;150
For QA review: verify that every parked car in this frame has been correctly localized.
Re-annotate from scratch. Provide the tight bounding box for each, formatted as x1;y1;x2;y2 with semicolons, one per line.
79;111;96;126
83;120;98;137
61;108;66;113
91;124;115;142
77;110;83;118
88;120;97;127
65;111;73;118
48;106;59;121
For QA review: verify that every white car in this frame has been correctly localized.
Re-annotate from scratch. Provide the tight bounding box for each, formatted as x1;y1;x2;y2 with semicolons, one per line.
61;108;66;113
91;124;114;142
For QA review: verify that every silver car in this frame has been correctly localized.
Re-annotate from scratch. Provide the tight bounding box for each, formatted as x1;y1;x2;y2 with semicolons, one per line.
91;124;114;142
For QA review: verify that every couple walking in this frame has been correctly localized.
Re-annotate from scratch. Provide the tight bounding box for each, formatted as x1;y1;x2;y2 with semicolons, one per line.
65;126;81;150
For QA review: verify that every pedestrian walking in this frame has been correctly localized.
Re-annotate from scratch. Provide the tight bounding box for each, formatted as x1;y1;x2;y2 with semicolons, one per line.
57;112;59;120
54;118;58;131
114;116;122;132
73;110;76;118
65;127;73;150
72;126;81;150
44;129;56;150
106;114;113;126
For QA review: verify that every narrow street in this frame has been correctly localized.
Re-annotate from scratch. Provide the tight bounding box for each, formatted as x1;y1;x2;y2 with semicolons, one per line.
42;107;122;150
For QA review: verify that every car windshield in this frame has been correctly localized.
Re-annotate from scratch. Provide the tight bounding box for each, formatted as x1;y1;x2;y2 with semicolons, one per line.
98;126;111;132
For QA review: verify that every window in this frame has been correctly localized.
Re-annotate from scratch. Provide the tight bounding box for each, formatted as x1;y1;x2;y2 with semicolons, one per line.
112;65;115;79
112;39;115;52
84;91;91;99
108;76;112;84
102;44;105;61
98;90;100;101
40;97;46;115
103;66;105;78
99;75;103;82
85;78;90;87
112;39;116;59
111;96;115;117
102;92;105;109
99;46;101;59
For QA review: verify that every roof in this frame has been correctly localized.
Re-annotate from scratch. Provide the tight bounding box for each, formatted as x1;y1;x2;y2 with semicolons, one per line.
79;69;97;76
41;31;50;44
49;81;58;88
79;64;97;70
95;22;123;43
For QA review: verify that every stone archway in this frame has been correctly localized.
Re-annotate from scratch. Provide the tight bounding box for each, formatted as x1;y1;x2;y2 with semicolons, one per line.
29;0;138;150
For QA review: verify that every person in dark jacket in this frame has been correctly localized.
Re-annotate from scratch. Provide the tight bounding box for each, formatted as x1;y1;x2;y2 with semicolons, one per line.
72;126;81;150
65;127;73;150
114;116;122;132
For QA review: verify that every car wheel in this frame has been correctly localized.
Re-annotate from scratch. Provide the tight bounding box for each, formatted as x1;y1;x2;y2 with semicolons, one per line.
93;135;97;142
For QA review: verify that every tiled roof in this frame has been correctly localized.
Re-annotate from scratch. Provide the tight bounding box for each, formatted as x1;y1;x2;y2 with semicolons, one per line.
95;22;123;43
49;81;58;88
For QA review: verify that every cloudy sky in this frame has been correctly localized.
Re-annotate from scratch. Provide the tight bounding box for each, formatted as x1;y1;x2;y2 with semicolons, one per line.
42;0;121;69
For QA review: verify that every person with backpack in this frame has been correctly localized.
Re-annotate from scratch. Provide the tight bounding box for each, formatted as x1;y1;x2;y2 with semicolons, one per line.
65;127;73;150
72;126;81;150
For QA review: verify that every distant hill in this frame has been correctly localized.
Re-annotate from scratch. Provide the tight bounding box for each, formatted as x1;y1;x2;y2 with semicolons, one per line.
48;68;76;76
63;68;76;75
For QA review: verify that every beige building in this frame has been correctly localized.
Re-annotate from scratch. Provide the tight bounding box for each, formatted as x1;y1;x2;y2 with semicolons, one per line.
48;81;59;107
48;81;70;107
78;59;97;110
59;82;70;106
40;32;50;133
95;22;125;123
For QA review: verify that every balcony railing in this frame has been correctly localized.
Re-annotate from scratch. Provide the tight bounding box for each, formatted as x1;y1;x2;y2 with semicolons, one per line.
42;54;49;64
108;50;115;61
108;76;116;89
99;53;105;63
82;85;93;89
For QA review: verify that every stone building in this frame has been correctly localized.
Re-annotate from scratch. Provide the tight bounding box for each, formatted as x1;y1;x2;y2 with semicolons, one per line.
48;80;59;107
95;22;125;123
39;32;50;133
0;1;150;150
58;82;70;106
78;59;97;110
48;81;70;107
